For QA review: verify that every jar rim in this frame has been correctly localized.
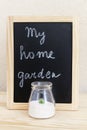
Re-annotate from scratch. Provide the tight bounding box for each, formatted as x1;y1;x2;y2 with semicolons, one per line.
31;81;52;89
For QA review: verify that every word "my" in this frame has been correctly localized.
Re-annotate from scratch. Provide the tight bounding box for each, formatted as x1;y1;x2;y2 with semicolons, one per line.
25;27;46;45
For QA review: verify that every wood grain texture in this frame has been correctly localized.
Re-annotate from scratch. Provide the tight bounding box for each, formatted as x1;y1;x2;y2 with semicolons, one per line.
0;92;87;130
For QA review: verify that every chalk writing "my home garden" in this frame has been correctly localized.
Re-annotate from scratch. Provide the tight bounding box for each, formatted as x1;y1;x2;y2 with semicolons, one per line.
17;27;61;88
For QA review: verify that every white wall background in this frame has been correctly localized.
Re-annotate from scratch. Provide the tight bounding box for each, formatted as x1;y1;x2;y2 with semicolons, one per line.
0;0;87;92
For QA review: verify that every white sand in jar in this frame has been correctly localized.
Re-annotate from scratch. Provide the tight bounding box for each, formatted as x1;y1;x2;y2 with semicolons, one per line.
28;101;55;118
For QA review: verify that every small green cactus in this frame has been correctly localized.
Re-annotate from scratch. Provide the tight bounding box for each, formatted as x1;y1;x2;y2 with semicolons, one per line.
39;98;45;104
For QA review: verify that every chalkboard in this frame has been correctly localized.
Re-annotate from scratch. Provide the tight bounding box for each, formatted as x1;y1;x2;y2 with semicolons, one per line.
7;17;78;110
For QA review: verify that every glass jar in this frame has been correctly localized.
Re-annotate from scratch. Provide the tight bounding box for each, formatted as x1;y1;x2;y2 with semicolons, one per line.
28;81;55;119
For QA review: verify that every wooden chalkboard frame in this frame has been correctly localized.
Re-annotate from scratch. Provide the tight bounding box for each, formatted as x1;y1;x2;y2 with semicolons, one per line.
7;16;79;110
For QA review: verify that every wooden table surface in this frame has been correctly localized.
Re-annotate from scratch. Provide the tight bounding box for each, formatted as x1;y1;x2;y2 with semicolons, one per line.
0;92;87;130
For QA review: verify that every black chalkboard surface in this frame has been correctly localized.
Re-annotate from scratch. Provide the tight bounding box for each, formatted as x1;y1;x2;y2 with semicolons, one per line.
7;17;78;110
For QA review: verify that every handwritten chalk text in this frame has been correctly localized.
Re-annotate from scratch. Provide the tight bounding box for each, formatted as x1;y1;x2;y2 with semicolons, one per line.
20;45;55;60
18;68;61;88
25;27;46;45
